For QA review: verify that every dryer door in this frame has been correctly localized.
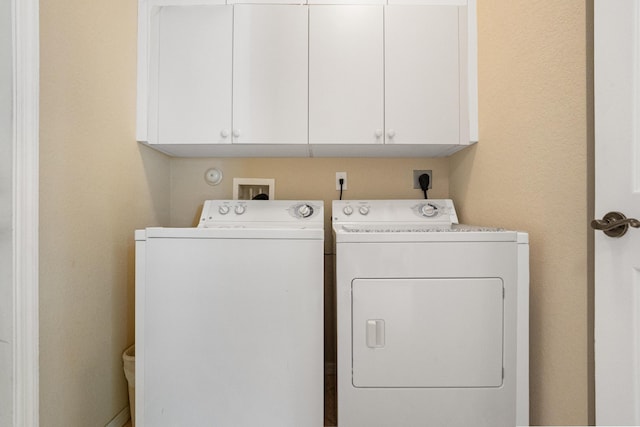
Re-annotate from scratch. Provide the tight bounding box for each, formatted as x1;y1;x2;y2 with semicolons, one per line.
352;278;504;388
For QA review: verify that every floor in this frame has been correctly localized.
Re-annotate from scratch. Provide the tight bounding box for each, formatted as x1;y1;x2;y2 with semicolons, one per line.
123;373;337;427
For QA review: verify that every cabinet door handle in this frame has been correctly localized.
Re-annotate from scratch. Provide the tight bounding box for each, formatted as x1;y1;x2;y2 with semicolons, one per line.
220;129;229;138
387;129;396;139
233;129;241;138
374;129;383;138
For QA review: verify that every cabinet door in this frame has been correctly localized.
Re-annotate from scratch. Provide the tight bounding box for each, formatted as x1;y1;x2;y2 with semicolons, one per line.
151;5;232;145
233;5;308;144
309;6;384;144
385;6;460;145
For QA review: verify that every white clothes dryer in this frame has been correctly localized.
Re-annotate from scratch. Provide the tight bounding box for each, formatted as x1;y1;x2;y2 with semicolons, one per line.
332;199;529;427
135;200;324;427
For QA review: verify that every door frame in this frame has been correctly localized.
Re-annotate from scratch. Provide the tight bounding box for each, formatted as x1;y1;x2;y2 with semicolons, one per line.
12;0;39;425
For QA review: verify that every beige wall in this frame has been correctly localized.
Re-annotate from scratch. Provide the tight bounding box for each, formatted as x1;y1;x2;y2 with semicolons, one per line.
450;0;590;425
39;0;591;425
39;0;171;424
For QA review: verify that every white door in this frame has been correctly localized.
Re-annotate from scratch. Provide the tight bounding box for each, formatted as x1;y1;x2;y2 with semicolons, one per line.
151;4;232;145
385;5;460;145
309;5;384;144
594;1;640;424
233;5;308;144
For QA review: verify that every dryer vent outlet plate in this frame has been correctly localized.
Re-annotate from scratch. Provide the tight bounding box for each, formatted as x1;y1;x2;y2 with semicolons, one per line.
233;178;275;200
413;170;433;190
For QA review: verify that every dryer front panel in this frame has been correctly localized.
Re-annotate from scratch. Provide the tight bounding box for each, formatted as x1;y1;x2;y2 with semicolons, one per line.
352;278;504;388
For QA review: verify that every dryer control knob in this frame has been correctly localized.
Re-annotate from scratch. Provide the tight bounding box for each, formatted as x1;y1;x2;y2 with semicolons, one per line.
343;206;354;216
297;204;314;218
218;205;230;215
359;206;370;215
234;205;246;215
420;203;438;217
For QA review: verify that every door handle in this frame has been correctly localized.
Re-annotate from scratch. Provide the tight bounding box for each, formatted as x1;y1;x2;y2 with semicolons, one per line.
591;211;640;238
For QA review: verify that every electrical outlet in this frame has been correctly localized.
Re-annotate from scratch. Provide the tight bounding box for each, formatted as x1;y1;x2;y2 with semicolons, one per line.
413;170;432;189
336;172;348;191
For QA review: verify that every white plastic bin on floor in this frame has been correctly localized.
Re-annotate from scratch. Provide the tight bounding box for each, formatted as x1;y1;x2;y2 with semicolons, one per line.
122;345;136;427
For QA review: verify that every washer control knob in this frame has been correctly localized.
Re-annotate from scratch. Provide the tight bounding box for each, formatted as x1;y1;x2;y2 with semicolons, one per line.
218;205;230;215
234;205;246;215
343;205;354;216
420;203;438;217
297;204;314;218
359;206;370;215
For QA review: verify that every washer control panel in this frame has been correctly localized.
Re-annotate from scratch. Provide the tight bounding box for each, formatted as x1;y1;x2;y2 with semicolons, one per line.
332;199;458;225
199;200;323;228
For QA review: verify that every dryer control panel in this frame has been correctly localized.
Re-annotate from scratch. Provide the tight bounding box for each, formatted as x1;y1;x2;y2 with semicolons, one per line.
332;199;459;225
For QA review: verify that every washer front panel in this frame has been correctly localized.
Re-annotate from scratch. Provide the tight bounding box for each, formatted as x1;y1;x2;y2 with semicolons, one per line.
138;236;324;426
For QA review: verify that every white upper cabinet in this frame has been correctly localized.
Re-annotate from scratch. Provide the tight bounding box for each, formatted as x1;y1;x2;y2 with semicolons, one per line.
309;2;473;156
233;5;308;145
150;5;232;145
309;5;384;145
385;5;461;145
143;2;310;155
136;0;477;157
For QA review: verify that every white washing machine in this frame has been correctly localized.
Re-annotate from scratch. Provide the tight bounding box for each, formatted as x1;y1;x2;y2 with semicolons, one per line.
332;199;529;427
135;200;324;427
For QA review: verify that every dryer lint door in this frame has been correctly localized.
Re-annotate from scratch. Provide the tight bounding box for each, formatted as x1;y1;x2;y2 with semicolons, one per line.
351;278;504;388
